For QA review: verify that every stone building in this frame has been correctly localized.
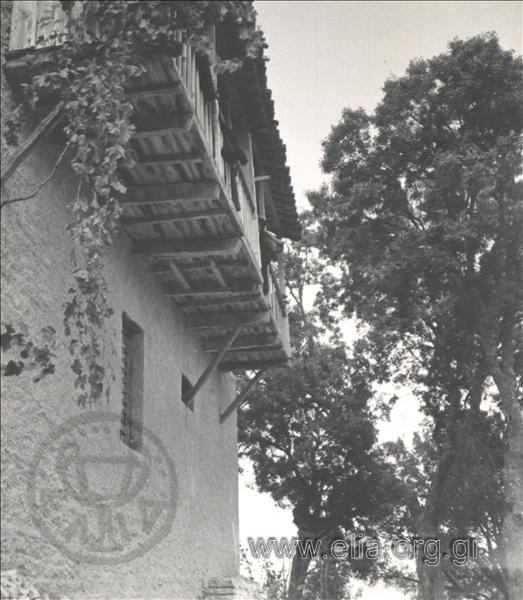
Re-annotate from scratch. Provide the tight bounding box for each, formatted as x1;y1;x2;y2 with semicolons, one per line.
1;2;300;598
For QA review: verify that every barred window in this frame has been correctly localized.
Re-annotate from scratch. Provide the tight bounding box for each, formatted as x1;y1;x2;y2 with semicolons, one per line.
121;313;144;451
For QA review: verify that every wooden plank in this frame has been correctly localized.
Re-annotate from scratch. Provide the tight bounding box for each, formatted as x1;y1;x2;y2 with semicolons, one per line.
10;0;37;51
183;325;243;408
190;45;196;102
163;278;258;297
186;310;270;331
219;368;266;423
122;207;225;226
269;263;287;316
219;358;288;372
132;236;241;258
230;166;241;211
181;42;187;88
255;177;268;221
277;254;286;297
132;112;194;138
122;181;220;205
195;61;200;121
136;152;202;168
238;167;257;213
203;333;278;353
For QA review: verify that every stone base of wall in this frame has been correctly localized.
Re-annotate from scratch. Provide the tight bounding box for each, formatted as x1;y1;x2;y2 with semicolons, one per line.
2;572;262;600
0;569;70;600
203;578;264;600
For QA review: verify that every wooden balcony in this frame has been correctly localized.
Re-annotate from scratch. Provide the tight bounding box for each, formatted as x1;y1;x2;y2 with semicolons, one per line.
5;1;297;372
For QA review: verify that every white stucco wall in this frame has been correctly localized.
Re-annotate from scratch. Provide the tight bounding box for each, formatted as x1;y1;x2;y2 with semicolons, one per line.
1;28;239;598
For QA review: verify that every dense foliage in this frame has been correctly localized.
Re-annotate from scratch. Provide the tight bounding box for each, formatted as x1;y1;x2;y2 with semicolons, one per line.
309;33;522;599
239;33;522;600
239;223;406;599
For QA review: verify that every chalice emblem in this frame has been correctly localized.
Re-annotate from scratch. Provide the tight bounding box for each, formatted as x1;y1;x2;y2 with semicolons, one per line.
56;438;151;552
28;412;178;564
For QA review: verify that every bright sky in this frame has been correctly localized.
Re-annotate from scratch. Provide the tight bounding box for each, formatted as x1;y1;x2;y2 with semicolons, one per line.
239;3;522;598
256;0;522;209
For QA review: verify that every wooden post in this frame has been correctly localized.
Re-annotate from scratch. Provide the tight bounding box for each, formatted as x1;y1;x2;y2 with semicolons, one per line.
277;252;286;298
219;368;266;423
212;99;220;164
230;165;241;211
184;324;242;409
255;176;270;222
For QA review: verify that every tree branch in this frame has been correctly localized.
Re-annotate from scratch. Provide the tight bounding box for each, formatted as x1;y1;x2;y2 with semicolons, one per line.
1;143;70;209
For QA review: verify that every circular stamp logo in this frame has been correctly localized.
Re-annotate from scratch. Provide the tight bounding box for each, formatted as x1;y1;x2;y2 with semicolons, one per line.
28;412;178;565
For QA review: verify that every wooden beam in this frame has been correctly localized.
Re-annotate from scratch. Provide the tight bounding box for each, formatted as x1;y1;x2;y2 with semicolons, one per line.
136;152;202;168
122;182;220;205
132;236;241;258
122;207;225;226
150;257;249;275
209;259;227;287
1;101;64;187
163;278;258;297
186;310;270;331
203;333;278;353
184;325;243;408
5;46;184;80
132;112;194;138
175;294;261;309
168;261;190;290
128;82;182;100
219;358;288;372
219;369;267;423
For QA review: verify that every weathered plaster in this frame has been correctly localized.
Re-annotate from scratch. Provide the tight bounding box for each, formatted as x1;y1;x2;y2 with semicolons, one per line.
1;25;239;598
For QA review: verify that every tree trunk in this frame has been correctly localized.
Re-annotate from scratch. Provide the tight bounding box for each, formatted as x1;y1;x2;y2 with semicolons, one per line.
414;511;448;600
415;562;447;600
287;532;312;600
494;370;523;600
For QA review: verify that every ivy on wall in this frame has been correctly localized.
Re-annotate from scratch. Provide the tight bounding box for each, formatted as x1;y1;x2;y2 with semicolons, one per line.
1;0;264;405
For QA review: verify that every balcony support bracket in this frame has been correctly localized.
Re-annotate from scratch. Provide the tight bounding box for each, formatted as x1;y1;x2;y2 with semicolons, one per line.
184;324;243;409
219;368;267;424
1;101;64;188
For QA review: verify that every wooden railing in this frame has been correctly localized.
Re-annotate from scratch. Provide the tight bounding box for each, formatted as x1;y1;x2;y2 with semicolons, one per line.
237;169;261;266
171;29;261;269
172;29;218;158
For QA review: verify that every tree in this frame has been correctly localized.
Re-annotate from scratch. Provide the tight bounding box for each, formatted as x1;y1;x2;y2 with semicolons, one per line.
238;221;404;599
310;34;523;599
384;405;507;600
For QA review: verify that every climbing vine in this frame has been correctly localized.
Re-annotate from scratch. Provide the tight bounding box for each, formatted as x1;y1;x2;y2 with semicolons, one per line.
1;0;264;405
